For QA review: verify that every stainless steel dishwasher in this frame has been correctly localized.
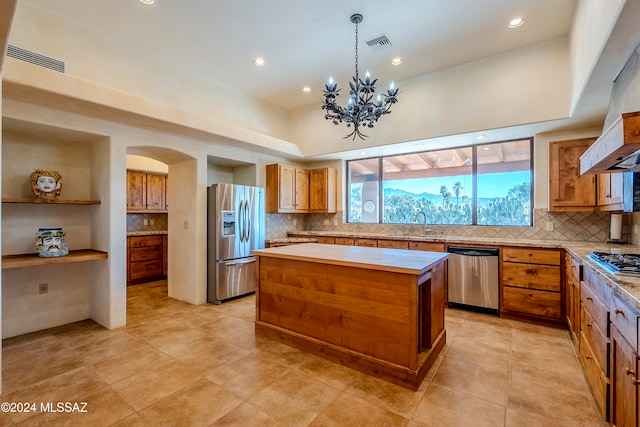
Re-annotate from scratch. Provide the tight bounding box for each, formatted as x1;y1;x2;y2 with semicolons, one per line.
447;246;499;314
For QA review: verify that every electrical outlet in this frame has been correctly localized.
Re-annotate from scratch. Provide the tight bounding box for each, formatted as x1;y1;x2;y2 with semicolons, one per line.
38;283;48;295
545;221;554;231
150;219;155;226
143;219;149;225
323;219;330;225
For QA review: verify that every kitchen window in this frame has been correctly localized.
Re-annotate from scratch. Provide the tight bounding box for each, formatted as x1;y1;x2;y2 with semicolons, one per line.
347;138;533;226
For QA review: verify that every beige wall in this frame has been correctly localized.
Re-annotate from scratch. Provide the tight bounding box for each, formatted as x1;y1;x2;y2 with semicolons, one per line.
290;39;572;156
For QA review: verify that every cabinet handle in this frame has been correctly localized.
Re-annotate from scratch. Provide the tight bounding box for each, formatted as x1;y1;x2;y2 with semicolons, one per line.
586;356;592;361
626;368;640;386
586;322;592;328
586;297;593;302
615;309;627;319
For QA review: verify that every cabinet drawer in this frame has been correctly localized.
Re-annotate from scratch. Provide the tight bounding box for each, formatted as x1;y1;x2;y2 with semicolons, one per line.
581;282;610;335
130;245;163;262
579;332;610;419
409;241;445;252
502;262;561;291
315;236;335;244
355;238;377;247
502;247;561;265
129;259;163;280
582;266;614;307
502;286;562;319
334;237;354;246
581;306;610;374
377;240;409;249
610;295;640;352
129;235;164;248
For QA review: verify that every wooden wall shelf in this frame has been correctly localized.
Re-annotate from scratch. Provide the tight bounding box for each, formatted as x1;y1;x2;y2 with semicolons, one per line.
2;198;101;205
2;249;108;269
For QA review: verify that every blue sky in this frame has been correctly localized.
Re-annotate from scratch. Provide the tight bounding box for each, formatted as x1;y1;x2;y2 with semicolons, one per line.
383;171;530;198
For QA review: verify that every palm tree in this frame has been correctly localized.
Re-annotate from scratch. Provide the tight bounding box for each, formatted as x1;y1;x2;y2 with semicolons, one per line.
452;181;463;205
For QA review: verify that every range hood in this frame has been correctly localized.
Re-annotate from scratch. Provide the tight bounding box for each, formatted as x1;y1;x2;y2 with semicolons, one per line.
580;111;640;175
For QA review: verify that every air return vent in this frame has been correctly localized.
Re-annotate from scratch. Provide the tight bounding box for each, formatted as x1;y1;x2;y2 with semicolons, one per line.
6;45;66;73
365;34;393;52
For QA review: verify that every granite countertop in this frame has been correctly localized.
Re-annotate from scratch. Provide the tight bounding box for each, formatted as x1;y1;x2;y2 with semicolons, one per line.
127;230;168;236
286;230;640;311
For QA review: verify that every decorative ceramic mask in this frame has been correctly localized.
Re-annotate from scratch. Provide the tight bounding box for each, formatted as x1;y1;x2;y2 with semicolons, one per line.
35;228;68;257
30;169;62;200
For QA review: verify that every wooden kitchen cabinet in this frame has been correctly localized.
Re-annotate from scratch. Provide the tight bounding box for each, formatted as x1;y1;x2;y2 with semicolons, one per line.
549;138;597;211
309;168;337;213
127;170;167;212
501;247;563;322
266;164;309;213
597;172;624;211
565;252;582;347
610;295;640;427
127;234;166;284
581;265;613;421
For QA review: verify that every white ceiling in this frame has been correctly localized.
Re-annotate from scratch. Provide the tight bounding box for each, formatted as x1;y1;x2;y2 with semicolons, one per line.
23;0;578;112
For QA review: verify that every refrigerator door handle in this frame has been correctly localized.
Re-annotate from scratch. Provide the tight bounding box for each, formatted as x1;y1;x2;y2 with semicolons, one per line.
239;200;245;242
244;200;250;242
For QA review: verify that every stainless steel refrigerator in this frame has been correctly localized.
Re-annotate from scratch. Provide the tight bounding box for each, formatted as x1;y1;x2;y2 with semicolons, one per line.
207;183;265;304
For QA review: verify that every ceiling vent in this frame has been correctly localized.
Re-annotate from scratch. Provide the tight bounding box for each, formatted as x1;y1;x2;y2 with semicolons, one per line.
6;45;66;73
365;34;393;52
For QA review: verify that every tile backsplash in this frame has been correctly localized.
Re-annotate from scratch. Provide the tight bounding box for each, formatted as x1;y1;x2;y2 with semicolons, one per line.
267;209;624;243
127;213;168;232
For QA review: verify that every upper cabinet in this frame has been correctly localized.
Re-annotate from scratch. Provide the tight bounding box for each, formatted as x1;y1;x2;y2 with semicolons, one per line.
597;172;624;211
549;138;597;211
309;168;337;213
266;164;337;214
549;138;624;212
266;164;308;213
127;170;167;213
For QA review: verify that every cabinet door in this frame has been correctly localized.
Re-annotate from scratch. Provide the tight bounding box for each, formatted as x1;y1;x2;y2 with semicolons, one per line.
549;138;597;211
295;168;309;211
278;165;297;211
146;174;166;211
127;171;147;211
309;168;337;213
611;327;638;427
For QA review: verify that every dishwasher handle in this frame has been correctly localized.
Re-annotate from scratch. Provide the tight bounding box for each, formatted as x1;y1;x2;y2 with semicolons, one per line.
447;246;499;257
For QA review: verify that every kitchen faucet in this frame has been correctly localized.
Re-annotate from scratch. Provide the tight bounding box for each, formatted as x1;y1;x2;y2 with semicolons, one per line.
413;211;431;235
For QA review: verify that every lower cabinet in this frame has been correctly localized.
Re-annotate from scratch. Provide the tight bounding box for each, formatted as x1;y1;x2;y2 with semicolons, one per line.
127;234;167;285
610;295;640;427
566;252;582;346
580;265;612;421
500;247;563;322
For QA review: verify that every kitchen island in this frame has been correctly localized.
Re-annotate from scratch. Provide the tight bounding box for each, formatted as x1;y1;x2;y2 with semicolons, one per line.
252;243;449;390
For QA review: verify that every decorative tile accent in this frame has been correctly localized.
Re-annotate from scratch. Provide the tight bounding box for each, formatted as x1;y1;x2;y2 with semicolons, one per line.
266;209;624;243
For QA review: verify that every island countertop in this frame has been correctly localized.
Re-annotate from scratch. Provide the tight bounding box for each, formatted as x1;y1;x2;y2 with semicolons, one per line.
253;243;449;275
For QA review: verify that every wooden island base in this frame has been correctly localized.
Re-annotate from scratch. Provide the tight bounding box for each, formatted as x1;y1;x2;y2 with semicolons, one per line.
252;243;449;391
256;322;446;390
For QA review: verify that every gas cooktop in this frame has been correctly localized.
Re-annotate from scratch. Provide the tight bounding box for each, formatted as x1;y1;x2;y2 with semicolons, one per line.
588;252;640;276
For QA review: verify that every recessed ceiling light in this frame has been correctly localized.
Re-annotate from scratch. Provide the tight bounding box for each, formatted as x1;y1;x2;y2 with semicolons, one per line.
391;57;403;66
253;57;265;67
360;151;366;155
476;134;486;140
302;87;311;93
139;0;155;4
508;18;524;28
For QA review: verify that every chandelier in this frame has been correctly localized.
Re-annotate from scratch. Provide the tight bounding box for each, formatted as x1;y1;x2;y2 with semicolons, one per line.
321;13;399;140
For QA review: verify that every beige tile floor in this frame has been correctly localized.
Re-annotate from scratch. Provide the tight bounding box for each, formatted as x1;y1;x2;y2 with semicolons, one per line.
1;280;606;426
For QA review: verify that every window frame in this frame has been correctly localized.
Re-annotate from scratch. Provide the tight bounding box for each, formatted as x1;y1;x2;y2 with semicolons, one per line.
346;137;534;227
